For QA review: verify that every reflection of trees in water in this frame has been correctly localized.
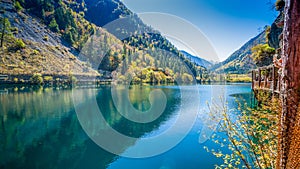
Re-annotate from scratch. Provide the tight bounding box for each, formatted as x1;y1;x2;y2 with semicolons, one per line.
98;85;180;138
0;85;180;169
0;87;84;168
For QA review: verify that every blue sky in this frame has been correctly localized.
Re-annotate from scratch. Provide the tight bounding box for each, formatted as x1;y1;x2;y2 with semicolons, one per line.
122;0;278;61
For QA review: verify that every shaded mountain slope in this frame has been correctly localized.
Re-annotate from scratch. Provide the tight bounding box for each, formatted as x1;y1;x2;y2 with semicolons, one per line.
180;50;212;69
210;31;266;74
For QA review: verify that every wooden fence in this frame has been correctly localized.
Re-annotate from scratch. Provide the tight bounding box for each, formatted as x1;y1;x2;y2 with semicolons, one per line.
252;65;281;94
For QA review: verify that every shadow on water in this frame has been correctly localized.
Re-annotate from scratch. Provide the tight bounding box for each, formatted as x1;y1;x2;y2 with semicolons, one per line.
0;85;180;169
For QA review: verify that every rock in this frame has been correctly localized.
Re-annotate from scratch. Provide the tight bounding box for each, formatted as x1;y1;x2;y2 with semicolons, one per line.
268;12;284;49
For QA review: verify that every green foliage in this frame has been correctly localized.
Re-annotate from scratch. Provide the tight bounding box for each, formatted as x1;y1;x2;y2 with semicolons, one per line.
226;74;252;83
22;0;94;49
48;18;59;32
20;0;208;83
275;0;285;11
68;75;77;84
251;44;275;67
13;78;18;83
14;1;23;12
15;38;26;49
43;76;53;82
10;27;19;34
0;17;12;47
62;29;75;44
22;0;54;18
43;35;49;41
30;73;43;85
181;73;193;83
206;97;279;169
264;26;271;44
54;7;76;30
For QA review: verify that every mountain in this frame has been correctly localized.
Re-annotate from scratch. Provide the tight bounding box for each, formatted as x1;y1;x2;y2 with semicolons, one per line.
210;30;266;74
0;0;209;84
82;0;132;27
73;0;209;82
211;10;284;75
180;50;213;68
0;1;98;79
268;12;283;49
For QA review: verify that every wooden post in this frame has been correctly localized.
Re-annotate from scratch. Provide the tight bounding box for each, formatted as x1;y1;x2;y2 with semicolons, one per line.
258;68;261;88
272;65;275;93
252;70;254;90
264;68;267;88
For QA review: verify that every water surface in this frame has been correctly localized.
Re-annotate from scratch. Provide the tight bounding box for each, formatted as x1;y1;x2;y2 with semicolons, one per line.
0;83;253;169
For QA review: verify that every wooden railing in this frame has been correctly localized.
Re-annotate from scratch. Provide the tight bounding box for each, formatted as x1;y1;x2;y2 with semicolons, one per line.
252;65;281;94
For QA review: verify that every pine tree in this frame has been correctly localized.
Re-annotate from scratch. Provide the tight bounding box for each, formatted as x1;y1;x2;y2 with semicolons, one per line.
0;17;11;48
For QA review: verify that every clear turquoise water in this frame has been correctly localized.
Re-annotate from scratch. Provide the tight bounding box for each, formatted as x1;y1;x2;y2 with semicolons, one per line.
0;83;253;169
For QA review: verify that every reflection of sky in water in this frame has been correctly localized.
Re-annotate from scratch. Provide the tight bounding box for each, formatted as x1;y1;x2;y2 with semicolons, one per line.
108;84;253;169
0;84;253;169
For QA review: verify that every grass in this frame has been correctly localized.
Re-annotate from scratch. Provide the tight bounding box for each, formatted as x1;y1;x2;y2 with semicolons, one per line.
226;74;252;83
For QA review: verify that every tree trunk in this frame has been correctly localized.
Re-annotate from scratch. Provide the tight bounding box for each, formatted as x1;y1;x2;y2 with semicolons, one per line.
0;18;5;48
277;0;300;168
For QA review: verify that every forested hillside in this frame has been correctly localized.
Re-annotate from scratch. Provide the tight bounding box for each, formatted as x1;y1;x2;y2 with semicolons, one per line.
0;1;98;82
210;30;266;74
0;0;210;84
181;50;213;69
211;5;284;74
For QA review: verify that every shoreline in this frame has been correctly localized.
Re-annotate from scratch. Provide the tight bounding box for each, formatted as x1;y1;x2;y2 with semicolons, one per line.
0;73;252;86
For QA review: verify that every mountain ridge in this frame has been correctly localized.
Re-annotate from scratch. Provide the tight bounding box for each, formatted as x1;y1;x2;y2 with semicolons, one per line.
0;0;210;84
180;50;213;69
210;30;266;74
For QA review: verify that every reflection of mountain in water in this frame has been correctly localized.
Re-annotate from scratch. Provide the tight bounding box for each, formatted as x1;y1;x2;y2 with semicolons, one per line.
0;85;180;169
98;85;180;137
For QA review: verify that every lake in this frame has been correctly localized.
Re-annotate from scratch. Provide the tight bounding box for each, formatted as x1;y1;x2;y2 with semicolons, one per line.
0;83;253;169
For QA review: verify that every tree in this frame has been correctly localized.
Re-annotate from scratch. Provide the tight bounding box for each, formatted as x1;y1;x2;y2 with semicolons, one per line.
0;17;11;48
15;38;26;49
251;44;275;67
277;0;300;168
63;29;74;45
48;18;59;32
206;98;279;169
275;0;285;11
14;1;23;12
54;7;76;31
30;73;43;85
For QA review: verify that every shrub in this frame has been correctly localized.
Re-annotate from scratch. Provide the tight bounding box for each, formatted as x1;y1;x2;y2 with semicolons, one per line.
275;0;285;11
14;1;23;12
251;44;275;67
43;76;53;82
62;30;74;45
181;73;193;83
33;50;39;55
48;18;59;32
30;73;43;85
43;35;48;41
206;97;279;169
68;75;77;84
15;39;26;49
10;27;19;34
